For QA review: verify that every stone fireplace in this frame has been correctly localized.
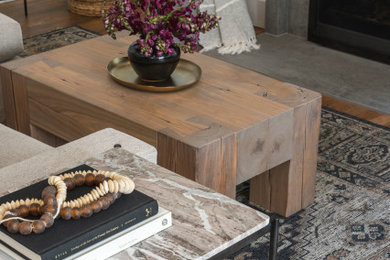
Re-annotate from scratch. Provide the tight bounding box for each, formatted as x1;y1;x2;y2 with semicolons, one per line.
265;0;390;64
265;0;310;38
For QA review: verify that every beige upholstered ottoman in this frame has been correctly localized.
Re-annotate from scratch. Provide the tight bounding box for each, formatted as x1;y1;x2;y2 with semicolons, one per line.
0;124;53;168
0;127;157;178
54;128;157;164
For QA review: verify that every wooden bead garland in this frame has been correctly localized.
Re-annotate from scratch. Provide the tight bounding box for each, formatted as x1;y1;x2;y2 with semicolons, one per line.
0;170;134;235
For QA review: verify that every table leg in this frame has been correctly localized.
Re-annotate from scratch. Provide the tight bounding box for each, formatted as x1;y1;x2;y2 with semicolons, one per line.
24;0;28;17
250;161;295;216
0;67;18;129
0;68;31;134
11;73;31;135
250;98;321;217
157;130;237;198
269;217;279;260
301;98;322;207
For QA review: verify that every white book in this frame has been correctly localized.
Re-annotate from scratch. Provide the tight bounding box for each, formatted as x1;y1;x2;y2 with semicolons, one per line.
0;208;172;260
67;207;172;260
0;243;24;260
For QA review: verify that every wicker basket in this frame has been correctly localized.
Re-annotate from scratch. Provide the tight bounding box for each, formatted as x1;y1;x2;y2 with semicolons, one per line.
68;0;114;17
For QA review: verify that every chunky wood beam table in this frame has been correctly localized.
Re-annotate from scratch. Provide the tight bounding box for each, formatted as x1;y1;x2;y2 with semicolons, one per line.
0;34;321;217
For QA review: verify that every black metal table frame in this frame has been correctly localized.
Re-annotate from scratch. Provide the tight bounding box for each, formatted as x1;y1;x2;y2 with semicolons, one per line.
210;217;279;260
24;0;27;16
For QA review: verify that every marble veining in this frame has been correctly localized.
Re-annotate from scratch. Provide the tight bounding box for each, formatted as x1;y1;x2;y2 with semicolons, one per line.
0;148;268;260
183;192;216;236
85;148;269;260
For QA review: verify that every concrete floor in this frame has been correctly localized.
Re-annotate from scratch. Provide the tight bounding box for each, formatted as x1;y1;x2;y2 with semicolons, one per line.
205;34;390;115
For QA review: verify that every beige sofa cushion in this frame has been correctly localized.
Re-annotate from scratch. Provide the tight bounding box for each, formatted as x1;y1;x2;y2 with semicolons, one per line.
0;124;53;168
0;128;157;191
54;128;157;164
0;13;24;62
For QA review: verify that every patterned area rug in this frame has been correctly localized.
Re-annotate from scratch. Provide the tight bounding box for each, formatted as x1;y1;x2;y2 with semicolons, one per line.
22;26;390;260
233;107;390;260
20;26;99;58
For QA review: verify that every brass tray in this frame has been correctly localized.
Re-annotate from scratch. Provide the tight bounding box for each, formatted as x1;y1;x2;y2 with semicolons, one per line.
107;57;201;92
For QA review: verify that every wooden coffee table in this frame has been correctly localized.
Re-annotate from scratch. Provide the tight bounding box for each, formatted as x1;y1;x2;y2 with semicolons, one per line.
0;34;321;217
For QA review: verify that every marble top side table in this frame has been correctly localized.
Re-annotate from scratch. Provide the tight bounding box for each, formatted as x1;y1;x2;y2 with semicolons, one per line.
0;147;270;259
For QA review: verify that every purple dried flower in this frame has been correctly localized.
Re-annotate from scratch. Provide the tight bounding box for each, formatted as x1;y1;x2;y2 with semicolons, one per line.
102;0;220;56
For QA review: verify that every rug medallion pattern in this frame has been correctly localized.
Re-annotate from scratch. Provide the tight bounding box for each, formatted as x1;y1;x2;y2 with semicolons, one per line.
232;107;390;260
21;27;390;260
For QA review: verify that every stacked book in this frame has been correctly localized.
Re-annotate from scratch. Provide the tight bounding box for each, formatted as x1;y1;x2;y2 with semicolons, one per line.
0;165;172;260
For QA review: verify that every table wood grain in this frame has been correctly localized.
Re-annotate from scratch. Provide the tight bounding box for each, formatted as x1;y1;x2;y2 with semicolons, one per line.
0;34;321;216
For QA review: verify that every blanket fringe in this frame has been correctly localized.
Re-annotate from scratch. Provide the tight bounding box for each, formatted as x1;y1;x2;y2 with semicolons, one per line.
217;36;260;55
200;43;222;53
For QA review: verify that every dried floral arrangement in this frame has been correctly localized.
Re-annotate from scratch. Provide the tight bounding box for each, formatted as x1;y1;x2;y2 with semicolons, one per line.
103;0;220;57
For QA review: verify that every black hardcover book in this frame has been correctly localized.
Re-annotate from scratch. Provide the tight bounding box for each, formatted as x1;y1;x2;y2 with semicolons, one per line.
0;165;158;260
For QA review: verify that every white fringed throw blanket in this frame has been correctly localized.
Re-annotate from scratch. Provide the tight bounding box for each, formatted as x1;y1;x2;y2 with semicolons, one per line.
199;0;260;54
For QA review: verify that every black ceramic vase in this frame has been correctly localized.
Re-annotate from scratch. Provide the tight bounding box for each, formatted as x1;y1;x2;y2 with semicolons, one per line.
128;42;181;82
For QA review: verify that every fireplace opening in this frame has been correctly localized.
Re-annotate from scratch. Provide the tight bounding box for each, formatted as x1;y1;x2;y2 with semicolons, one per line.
308;0;390;64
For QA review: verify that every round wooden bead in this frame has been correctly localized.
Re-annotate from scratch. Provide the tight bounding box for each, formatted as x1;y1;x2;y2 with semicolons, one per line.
18;205;30;218
7;220;20;233
80;205;93;218
29;203;41;216
100;197;111;210
40;212;54;228
113;193;121;200
74;174;85;186
3;214;15;226
85;173;95;186
42;205;57;215
32;220;46;234
9;209;19;216
19;222;32;235
91;200;103;214
71;208;81;220
105;193;115;205
64;178;76;190
94;174;105;185
60;207;72;220
44;196;58;208
41;186;57;199
3;214;14;228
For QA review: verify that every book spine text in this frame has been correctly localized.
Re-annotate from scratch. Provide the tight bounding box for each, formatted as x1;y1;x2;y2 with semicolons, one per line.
44;200;158;260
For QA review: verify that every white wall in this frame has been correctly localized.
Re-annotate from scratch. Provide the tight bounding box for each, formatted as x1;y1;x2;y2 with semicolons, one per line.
246;0;266;28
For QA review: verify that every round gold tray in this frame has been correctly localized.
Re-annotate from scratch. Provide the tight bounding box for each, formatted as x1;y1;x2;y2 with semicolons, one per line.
107;57;202;92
